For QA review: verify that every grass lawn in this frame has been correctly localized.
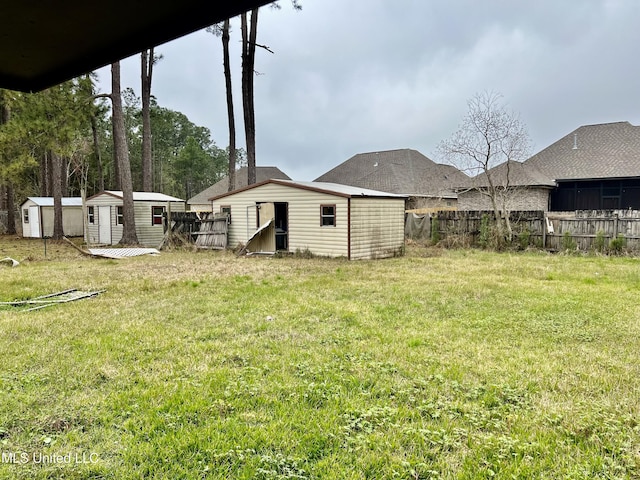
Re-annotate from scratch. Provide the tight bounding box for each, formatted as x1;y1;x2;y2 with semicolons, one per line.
1;236;640;479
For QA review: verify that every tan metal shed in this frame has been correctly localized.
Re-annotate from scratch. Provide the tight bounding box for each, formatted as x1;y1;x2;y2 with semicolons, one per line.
209;180;406;260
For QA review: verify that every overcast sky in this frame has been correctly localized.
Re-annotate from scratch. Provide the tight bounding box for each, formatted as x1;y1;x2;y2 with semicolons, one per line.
97;0;640;181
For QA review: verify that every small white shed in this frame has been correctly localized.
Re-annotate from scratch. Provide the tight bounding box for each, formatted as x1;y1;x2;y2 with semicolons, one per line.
85;191;185;247
209;179;406;260
20;197;83;238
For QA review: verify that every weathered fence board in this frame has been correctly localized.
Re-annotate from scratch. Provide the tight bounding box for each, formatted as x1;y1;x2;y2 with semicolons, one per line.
427;210;640;252
194;213;228;249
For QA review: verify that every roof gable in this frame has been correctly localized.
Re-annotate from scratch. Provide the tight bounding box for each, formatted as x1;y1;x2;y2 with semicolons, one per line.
460;161;555;189
87;191;184;202
188;166;291;205
314;148;468;197
210;179;407;201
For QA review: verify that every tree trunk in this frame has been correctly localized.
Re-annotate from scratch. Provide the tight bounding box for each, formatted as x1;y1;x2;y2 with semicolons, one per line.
141;48;153;192
111;61;138;245
52;151;64;240
90;112;105;192
5;183;16;235
241;9;259;186
0;102;16;235
222;19;237;192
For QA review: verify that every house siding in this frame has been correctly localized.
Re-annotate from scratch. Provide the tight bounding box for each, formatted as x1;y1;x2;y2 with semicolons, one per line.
458;187;550;211
350;198;406;260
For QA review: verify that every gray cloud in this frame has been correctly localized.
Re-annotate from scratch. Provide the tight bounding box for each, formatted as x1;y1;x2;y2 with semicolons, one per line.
99;0;640;181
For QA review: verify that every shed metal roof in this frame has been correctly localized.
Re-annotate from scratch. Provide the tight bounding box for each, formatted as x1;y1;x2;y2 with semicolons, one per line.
210;179;408;201
87;191;184;202
21;197;83;207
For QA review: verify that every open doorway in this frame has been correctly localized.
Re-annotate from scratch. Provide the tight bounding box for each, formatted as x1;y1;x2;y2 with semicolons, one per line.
274;202;288;251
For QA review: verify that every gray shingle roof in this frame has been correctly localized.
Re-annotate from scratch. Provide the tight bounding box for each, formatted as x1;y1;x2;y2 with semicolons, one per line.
460;161;556;189
314;148;468;198
526;121;640;181
459;122;640;189
188;166;291;205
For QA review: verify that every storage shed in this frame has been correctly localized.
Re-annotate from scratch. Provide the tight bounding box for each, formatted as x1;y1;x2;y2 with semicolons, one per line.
20;197;83;238
85;191;185;246
209;179;406;260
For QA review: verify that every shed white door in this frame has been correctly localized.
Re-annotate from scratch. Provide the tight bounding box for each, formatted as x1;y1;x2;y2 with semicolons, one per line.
98;206;111;244
28;206;40;238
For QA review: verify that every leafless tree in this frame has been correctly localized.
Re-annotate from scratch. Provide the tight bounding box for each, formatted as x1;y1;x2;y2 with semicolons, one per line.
438;91;531;244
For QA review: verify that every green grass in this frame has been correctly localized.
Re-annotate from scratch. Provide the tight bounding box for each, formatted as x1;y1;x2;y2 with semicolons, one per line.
1;237;640;478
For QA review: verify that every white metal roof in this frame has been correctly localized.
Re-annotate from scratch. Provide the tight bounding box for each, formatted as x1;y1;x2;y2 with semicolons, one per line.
280;180;408;198
210;179;408;201
22;197;83;207
100;191;184;202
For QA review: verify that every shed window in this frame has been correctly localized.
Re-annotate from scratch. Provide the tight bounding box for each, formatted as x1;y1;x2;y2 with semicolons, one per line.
23;209;29;223
221;205;231;224
116;206;124;225
87;206;94;224
321;204;336;227
152;206;165;225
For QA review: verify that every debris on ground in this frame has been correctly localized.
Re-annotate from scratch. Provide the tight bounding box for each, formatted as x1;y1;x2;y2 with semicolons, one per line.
0;257;19;267
87;248;160;259
0;289;105;312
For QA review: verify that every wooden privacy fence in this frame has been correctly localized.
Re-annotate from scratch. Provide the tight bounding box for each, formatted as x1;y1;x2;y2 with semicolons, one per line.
420;210;640;252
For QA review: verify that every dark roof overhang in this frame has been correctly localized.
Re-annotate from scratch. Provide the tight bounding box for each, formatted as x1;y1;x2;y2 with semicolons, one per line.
1;0;274;92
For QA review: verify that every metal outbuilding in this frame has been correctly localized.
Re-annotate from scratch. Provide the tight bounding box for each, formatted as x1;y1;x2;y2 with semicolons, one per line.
85;191;185;247
20;197;84;238
209;179;407;260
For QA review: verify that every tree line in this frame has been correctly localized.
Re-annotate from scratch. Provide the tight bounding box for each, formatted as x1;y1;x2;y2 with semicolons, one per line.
0;74;230;240
0;2;300;243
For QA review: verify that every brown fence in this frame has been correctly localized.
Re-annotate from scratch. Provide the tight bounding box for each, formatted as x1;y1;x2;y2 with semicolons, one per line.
419;210;640;252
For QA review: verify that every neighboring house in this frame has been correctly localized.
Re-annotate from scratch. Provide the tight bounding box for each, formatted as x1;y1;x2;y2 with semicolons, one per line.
458;122;640;211
85;191;185;246
188;166;291;212
20;197;83;238
456;161;555;211
209;179;406;260
314;148;468;211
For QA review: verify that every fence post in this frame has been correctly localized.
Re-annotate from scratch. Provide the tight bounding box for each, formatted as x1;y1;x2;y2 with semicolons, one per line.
613;212;619;240
542;213;547;249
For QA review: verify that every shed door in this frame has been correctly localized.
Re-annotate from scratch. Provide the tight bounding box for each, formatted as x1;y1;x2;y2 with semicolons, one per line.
28;206;40;238
98;206;111;244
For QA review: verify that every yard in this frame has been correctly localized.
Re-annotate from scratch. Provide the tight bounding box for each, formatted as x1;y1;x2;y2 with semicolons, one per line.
1;237;640;479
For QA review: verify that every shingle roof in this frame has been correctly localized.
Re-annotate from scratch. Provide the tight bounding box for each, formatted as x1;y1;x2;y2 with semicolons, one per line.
314;148;468;198
460;161;556;190
188;166;291;205
459;122;640;189
526;121;640;181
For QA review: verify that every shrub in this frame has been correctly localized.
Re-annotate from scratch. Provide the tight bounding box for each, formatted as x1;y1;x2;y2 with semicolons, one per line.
561;231;577;252
479;214;491;249
594;230;606;253
430;216;440;245
609;234;626;254
518;228;531;250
